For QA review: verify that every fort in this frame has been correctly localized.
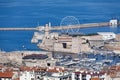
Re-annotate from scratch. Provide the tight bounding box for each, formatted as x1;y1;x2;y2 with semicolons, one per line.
0;19;120;54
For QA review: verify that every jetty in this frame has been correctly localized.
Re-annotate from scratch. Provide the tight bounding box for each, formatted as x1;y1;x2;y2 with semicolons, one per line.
0;19;119;31
0;28;37;31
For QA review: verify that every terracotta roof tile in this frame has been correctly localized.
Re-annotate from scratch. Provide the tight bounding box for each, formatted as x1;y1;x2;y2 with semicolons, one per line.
47;67;66;73
14;78;20;80
108;66;120;77
0;72;13;78
20;66;47;72
90;78;100;80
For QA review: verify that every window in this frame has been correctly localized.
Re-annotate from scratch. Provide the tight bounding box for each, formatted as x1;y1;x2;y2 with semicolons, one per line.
47;63;51;66
37;76;40;79
82;75;86;80
76;74;79;77
62;43;67;48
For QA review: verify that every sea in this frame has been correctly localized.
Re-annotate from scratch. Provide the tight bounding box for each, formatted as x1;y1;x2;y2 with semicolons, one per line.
0;0;120;52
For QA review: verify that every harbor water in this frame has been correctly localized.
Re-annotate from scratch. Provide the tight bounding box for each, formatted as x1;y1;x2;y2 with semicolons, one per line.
0;0;120;51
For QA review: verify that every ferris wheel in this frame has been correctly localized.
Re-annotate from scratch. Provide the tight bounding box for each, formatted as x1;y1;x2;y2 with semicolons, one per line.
60;16;80;33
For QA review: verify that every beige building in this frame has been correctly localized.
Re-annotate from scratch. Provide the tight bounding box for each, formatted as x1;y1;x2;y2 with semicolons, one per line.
104;42;120;51
115;34;120;41
106;66;120;80
22;54;57;67
81;35;104;48
38;33;92;53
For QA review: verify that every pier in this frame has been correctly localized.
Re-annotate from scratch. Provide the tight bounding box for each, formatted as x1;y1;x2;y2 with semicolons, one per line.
0;20;119;31
0;28;37;31
51;22;110;30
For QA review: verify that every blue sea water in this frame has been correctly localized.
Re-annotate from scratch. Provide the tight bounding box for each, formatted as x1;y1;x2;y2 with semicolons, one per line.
0;0;120;51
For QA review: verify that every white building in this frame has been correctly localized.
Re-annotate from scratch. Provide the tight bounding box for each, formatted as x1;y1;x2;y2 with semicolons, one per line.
20;71;35;80
97;32;116;40
109;19;118;27
31;32;44;43
43;67;70;80
20;67;35;80
20;66;47;80
72;70;106;80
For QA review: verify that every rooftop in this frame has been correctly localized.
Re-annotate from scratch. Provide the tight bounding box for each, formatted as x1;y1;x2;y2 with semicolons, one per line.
108;66;120;78
22;54;48;60
47;67;66;73
97;32;115;35
20;66;46;72
0;71;13;78
90;78;100;80
75;71;105;76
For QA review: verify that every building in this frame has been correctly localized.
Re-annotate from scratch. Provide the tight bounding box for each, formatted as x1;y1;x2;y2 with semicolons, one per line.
43;67;71;80
106;66;120;80
109;19;118;27
20;66;35;80
115;34;120;41
104;42;120;52
22;54;56;67
81;35;104;49
97;32;116;40
89;40;104;48
0;66;19;80
38;33;92;53
34;67;46;80
20;66;47;80
72;69;106;80
20;66;71;80
0;71;14;80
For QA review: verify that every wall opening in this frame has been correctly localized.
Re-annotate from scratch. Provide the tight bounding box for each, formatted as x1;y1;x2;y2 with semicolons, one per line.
62;43;67;48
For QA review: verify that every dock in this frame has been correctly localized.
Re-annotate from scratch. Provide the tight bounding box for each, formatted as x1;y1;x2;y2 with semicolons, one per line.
51;22;109;30
0;20;119;31
0;28;37;31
